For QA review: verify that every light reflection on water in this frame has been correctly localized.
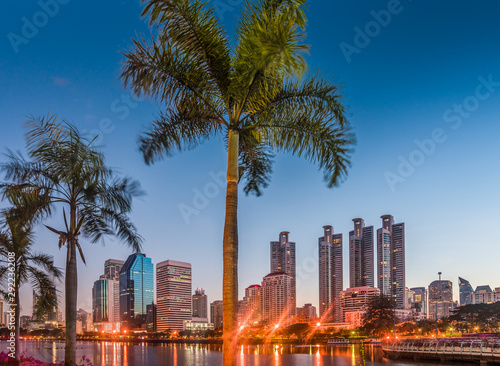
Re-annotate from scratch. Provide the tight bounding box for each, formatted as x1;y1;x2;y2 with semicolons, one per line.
5;340;449;366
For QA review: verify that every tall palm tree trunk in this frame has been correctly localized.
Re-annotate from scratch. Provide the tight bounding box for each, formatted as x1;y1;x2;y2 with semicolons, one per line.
223;130;239;366
65;207;77;365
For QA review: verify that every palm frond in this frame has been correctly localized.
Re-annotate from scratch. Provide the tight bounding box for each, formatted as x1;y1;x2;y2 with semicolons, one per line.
239;130;273;196
254;102;355;188
139;99;223;164
142;0;231;99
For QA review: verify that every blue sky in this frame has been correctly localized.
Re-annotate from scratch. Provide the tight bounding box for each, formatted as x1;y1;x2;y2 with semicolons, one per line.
1;0;500;316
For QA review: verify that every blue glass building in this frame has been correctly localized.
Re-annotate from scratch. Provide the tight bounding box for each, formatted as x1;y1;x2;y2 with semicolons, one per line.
119;253;154;330
459;277;474;306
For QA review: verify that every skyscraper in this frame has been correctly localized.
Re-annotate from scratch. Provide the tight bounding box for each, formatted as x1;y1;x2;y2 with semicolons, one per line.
261;272;293;325
210;300;223;329
92;276;120;324
349;218;374;288
156;260;192;331
192;288;208;319
119;253;154;330
104;259;124;280
270;231;296;315
428;275;453;320
459;277;474;306
377;215;406;309
318;225;343;322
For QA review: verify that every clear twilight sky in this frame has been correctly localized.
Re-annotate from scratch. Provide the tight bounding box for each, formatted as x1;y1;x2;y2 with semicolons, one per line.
1;1;500;316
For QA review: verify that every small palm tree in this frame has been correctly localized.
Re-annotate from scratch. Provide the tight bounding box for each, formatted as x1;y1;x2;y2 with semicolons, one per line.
1;116;143;365
0;209;62;363
121;1;354;364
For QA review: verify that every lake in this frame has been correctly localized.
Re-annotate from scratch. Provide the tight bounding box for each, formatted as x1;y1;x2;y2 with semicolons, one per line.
3;340;451;366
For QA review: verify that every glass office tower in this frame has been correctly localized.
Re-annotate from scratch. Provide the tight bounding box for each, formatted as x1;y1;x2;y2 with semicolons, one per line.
119;253;154;330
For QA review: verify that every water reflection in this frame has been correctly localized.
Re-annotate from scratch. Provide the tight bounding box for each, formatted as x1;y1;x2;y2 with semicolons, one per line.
5;340;451;366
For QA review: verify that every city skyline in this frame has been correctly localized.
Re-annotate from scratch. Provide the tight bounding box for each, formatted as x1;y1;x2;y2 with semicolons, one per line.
2;1;500;318
15;217;500;317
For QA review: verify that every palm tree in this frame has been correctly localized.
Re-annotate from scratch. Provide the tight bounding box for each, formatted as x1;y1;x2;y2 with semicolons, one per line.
0;208;62;363
1;116;143;366
121;1;354;363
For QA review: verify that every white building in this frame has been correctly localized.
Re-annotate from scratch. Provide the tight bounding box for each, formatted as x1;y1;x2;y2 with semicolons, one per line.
261;272;292;325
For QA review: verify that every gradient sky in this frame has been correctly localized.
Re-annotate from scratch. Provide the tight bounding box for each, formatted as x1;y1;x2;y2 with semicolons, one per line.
1;1;500;317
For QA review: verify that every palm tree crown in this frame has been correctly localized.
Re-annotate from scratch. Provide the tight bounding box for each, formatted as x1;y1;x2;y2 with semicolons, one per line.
1;115;143;365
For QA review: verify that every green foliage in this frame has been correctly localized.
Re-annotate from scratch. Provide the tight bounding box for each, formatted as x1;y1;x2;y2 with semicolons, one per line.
1;115;143;254
361;295;396;336
0;209;62;326
121;0;355;196
447;302;500;333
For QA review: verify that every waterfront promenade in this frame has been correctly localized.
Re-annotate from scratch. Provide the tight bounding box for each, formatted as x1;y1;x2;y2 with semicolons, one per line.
382;336;500;364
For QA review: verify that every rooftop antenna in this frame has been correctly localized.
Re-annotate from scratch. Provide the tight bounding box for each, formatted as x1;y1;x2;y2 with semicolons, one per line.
438;272;442;281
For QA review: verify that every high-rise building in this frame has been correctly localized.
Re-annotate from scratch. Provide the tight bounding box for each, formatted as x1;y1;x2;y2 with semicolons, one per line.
239;284;261;325
192;288;208;319
146;304;157;332
0;300;3;327
472;285;495;304
409;287;427;315
428;276;453;320
349;219;374;288
104;259;125;280
377;215;406;309
261;272;292;325
270;231;296;315
459;277;474;306
340;286;380;323
156;260;192;332
318;225;343;322
119;253;154;330
92;278;120;325
210;300;223;329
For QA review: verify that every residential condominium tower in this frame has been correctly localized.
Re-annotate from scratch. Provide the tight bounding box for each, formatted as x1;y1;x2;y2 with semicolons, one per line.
261;272;293;325
377;215;406;309
318;225;343;322
270;231;296;315
119;253;154;330
349;218;374;288
156;260;192;331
